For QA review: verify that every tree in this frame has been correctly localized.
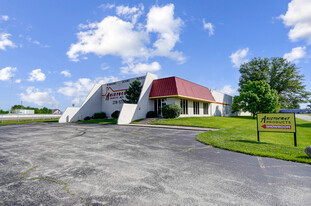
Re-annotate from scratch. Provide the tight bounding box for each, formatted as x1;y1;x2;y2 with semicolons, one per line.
10;105;52;114
123;80;142;104
239;57;310;109
232;80;279;119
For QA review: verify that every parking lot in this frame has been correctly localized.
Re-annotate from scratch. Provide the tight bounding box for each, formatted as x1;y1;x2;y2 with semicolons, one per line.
0;123;311;205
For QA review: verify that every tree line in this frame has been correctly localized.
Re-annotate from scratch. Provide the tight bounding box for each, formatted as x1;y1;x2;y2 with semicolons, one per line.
0;105;53;114
232;57;310;118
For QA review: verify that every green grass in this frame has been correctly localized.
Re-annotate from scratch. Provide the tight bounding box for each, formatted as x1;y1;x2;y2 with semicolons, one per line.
77;118;117;124
130;118;145;124
0;118;59;125
151;116;311;164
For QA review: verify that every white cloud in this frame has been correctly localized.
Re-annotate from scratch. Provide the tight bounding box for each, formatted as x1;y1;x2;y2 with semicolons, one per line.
202;19;214;36
116;5;144;23
101;63;110;71
146;4;185;63
1;15;9;21
0;67;17;81
28;69;46;82
121;61;161;74
26;36;49;48
67;16;149;62
99;3;115;10
20;87;58;106
15;79;21;83
283;46;306;62
60;70;71;77
220;85;237;95
280;0;311;44
58;76;119;104
67;3;185;67
230;48;249;68
0;33;16;50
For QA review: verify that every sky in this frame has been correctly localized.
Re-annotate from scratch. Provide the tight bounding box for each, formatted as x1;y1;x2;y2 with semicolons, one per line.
0;0;310;111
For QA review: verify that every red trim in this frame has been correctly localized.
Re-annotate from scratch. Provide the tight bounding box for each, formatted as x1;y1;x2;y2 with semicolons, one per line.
214;102;232;106
102;87;128;96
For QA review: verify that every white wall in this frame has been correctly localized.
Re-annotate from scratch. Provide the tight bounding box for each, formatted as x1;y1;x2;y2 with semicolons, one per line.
118;104;137;124
59;84;102;122
102;75;146;118
116;73;158;124
210;90;233;117
132;72;158;121
59;107;80;123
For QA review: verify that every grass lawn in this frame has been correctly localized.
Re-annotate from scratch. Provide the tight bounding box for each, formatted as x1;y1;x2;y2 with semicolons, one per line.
77;118;117;124
151;116;311;164
0;118;59;125
130;118;145;124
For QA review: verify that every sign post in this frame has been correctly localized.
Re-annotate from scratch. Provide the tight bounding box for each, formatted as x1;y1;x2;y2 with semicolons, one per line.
257;113;297;146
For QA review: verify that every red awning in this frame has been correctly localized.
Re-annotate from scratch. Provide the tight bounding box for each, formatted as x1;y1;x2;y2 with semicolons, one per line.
149;77;215;102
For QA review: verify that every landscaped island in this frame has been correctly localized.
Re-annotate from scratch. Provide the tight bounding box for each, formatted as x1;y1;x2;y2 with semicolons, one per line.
151;116;311;164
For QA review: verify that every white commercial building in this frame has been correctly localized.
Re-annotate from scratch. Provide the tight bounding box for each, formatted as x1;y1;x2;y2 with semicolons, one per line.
59;73;241;124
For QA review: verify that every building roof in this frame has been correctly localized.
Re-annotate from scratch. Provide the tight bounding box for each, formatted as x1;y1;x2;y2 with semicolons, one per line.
149;76;215;102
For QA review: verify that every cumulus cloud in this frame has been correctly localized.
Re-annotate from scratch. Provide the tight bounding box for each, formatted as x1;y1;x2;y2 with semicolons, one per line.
121;61;161;74
146;4;184;62
0;33;16;50
20;87;58;106
1;15;9;22
202;19;214;36
58;76;119;104
67;16;149;62
220;85;237;95
116;4;144;23
28;69;46;82
283;46;306;62
230;48;249;68
67;3;184;70
0;67;17;81
60;70;71;77
280;0;311;44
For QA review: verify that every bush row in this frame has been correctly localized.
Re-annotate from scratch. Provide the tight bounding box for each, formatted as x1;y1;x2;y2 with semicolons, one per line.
83;104;182;121
83;110;120;121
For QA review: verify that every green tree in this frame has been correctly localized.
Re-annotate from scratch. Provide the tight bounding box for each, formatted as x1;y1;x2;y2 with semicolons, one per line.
10;105;52;114
123;80;142;104
232;80;279;119
239;57;310;109
0;109;8;114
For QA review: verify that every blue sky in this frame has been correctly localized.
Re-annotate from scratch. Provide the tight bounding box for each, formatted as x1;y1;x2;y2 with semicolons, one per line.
0;0;310;111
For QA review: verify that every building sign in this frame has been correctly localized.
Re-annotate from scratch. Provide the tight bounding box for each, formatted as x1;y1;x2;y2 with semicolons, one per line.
103;87;127;101
256;113;297;146
257;113;296;133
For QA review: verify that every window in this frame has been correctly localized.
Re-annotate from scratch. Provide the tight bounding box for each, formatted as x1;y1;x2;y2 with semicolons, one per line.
193;101;199;115
203;103;209;115
180;99;188;114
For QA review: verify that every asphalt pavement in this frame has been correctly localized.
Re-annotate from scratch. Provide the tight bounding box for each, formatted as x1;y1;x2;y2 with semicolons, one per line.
0;123;310;205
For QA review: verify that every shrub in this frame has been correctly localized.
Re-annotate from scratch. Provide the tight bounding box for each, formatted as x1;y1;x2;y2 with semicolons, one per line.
162;104;181;119
111;110;120;119
93;112;106;119
146;111;157;118
84;116;91;121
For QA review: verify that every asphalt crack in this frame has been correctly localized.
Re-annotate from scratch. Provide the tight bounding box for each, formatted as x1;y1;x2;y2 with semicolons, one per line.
1;166;92;206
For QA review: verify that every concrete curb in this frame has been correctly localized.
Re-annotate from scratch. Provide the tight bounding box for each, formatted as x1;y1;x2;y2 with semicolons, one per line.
120;123;218;131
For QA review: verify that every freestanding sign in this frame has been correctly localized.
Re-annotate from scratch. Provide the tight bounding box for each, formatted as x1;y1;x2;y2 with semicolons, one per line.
257;113;297;146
